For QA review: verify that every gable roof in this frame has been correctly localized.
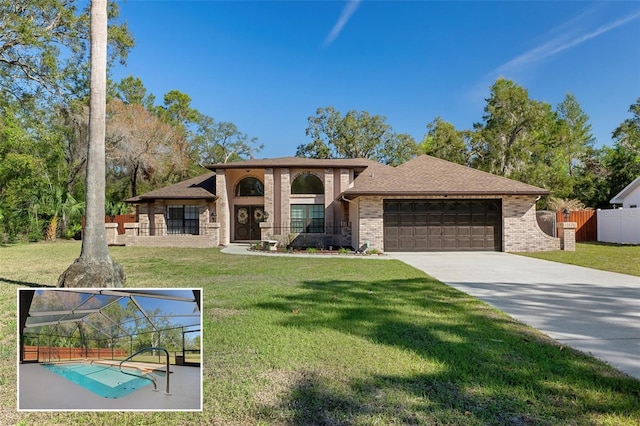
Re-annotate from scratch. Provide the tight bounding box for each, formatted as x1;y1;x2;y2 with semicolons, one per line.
342;155;549;198
610;176;640;204
206;156;380;170
126;172;216;203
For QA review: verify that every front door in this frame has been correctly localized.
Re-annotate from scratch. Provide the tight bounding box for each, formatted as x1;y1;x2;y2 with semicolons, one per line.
234;205;264;241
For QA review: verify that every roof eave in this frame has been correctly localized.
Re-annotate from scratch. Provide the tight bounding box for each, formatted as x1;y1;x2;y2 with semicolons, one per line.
609;176;640;204
127;195;218;203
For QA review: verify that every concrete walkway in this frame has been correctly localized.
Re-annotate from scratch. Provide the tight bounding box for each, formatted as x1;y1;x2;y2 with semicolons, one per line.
389;252;640;380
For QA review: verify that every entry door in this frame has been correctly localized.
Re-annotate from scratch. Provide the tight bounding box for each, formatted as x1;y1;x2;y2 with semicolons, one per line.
234;205;264;241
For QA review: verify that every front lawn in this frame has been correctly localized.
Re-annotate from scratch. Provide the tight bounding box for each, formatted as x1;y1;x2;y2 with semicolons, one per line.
519;242;640;277
2;241;639;425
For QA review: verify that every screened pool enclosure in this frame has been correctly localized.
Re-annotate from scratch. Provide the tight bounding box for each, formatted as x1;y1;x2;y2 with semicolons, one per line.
19;289;201;366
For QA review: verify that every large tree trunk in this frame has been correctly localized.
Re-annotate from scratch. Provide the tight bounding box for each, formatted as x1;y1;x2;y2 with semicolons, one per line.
58;0;125;288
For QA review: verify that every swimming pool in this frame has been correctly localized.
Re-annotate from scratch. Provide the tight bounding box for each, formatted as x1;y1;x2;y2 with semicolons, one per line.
42;362;154;399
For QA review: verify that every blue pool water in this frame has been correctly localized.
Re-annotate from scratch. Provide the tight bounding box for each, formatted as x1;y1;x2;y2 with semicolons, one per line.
42;362;153;399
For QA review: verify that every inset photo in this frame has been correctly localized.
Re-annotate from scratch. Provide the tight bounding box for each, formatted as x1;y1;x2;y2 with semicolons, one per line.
18;288;202;411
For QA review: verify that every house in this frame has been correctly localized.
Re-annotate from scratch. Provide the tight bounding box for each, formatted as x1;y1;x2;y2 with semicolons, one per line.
124;155;564;252
610;176;640;208
597;176;640;244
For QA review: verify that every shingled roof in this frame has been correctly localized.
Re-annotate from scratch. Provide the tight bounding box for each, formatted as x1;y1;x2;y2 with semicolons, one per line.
205;156;380;170
126;172;217;202
342;155;549;198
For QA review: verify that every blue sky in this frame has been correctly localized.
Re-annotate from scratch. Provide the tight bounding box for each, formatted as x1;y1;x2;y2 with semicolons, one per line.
111;1;640;159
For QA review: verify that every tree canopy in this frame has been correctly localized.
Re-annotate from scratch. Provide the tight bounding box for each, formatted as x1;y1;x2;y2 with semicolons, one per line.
296;106;417;165
419;78;627;208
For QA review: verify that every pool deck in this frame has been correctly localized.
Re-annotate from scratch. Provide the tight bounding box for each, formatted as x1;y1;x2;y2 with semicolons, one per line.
18;362;202;411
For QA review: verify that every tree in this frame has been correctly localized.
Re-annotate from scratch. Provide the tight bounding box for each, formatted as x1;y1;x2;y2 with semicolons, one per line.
556;93;596;178
605;98;640;198
106;98;184;197
192;114;263;165
296;106;416;165
553;93;607;205
58;0;125;288
419;117;470;165
0;0;132;243
378;133;418;166
112;75;155;109
0;0;133;101
472;78;553;178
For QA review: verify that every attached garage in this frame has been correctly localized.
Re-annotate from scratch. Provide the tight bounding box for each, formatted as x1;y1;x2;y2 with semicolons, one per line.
383;200;502;252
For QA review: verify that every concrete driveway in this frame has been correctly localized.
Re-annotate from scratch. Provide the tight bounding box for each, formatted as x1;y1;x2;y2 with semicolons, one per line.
389;251;640;380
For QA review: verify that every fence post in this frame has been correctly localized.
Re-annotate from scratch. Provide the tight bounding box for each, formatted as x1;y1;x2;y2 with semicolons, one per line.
557;222;577;251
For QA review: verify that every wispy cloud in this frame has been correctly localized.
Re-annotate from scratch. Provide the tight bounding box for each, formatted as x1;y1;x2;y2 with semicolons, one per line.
467;8;640;107
323;0;362;48
493;9;640;77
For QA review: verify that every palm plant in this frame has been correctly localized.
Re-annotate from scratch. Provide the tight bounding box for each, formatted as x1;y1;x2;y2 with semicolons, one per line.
42;184;85;241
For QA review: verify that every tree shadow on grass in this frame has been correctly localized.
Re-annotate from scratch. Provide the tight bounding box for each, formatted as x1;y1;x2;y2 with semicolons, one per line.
0;277;53;287
254;277;640;425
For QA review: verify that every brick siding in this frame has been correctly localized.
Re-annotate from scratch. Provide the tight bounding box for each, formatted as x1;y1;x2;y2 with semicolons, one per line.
503;196;560;252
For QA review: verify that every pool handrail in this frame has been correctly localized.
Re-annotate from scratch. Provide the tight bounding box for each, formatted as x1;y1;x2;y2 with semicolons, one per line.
118;347;171;395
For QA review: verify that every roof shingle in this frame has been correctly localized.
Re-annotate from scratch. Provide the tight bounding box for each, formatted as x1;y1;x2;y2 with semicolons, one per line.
343;155;549;198
126;172;216;202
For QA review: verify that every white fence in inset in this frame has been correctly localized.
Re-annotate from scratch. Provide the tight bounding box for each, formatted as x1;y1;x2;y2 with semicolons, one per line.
597;208;640;244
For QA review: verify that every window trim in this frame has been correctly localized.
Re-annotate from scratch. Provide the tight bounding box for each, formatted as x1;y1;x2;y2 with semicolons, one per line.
166;205;200;235
290;204;325;233
291;172;324;195
235;177;264;197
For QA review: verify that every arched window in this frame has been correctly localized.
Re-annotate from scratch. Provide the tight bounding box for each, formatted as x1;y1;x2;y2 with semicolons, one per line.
291;172;324;195
235;177;264;197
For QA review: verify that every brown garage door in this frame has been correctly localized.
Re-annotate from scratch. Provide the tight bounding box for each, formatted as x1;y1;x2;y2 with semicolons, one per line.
383;200;502;251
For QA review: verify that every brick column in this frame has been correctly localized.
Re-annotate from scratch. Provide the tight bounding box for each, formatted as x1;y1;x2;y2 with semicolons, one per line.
124;223;139;247
324;168;334;233
263;168;275;235
557;222;577;251
340;168;350;191
358;197;384;251
216;170;230;245
206;222;220;246
105;223;118;246
280;169;291;229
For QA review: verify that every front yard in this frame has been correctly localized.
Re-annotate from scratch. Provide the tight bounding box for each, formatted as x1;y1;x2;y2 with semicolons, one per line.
2;241;639;425
519;242;640;277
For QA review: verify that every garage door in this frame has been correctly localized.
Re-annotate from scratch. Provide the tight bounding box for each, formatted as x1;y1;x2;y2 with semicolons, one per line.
383;200;502;251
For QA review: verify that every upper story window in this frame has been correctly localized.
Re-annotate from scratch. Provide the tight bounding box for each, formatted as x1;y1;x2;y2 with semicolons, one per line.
236;177;264;197
291;172;324;195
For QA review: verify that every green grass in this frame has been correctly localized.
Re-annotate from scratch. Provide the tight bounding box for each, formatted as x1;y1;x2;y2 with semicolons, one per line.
2;241;640;425
519;242;640;277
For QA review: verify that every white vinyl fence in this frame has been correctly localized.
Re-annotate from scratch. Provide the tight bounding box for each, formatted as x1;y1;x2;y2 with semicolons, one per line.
597;208;640;244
